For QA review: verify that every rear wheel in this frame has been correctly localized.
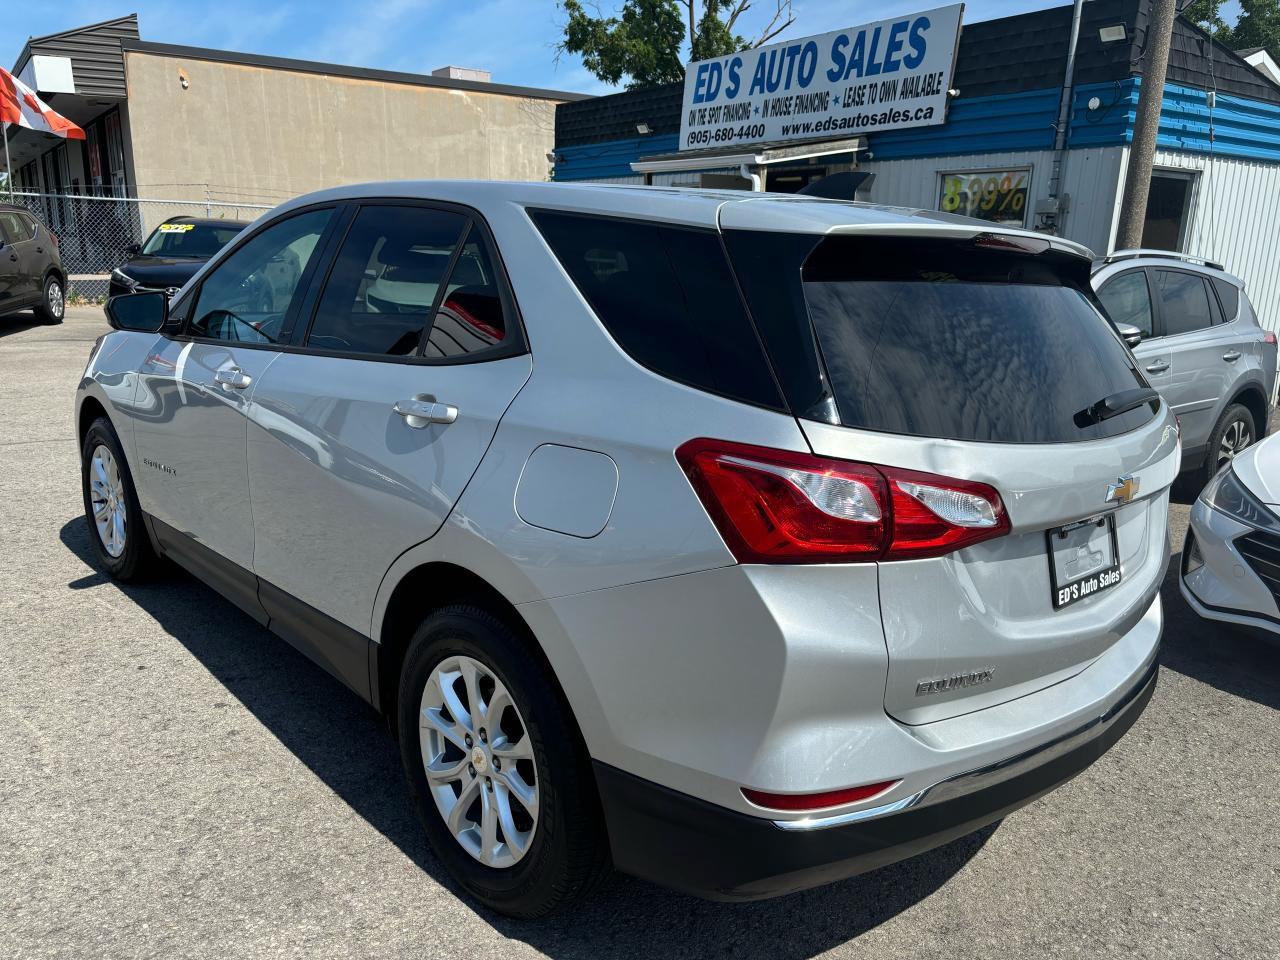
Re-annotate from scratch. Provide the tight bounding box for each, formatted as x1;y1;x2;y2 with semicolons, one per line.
36;275;65;324
80;417;157;580
1195;403;1255;490
397;605;609;918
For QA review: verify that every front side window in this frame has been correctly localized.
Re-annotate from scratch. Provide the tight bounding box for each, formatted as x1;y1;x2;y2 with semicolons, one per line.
1097;271;1154;338
141;221;243;259
1155;270;1213;336
307;205;468;357
189;208;332;345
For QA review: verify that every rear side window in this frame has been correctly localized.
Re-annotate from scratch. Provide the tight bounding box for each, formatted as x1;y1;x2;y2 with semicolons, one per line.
309;206;468;357
531;211;782;410
1155;270;1213;336
729;233;1154;444
1097;271;1154;337
425;229;510;359
1212;277;1240;321
0;211;27;243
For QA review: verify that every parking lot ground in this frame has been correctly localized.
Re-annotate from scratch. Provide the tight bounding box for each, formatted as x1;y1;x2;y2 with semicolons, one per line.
2;305;1278;959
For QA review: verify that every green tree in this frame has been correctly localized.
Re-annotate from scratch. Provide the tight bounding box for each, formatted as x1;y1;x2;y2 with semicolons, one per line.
1182;0;1234;44
1232;0;1280;57
559;1;794;89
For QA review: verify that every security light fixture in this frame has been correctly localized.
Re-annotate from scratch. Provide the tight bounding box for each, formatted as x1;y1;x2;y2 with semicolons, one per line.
635;122;652;135
1098;25;1127;43
1088;96;1103;111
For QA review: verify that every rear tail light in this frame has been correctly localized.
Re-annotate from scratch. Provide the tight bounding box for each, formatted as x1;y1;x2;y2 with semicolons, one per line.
49;230;59;248
676;438;1010;563
742;780;899;812
1264;331;1277;346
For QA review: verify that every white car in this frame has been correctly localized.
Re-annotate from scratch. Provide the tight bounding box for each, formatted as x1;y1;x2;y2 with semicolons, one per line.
1182;430;1280;637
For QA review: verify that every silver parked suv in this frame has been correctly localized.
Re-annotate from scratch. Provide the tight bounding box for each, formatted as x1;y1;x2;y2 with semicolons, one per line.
1093;250;1276;489
78;183;1175;917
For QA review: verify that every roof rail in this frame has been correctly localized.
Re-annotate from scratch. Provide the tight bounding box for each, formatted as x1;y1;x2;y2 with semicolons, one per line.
1101;249;1226;271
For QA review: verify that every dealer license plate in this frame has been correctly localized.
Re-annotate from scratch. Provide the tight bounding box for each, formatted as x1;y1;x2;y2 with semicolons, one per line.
1047;514;1121;610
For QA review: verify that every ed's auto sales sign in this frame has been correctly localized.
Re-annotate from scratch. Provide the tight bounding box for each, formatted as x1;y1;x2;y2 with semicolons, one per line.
678;4;963;151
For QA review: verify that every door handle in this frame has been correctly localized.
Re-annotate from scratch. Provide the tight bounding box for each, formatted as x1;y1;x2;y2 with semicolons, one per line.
393;395;458;428
1223;350;1242;362
213;366;253;390
1145;360;1170;374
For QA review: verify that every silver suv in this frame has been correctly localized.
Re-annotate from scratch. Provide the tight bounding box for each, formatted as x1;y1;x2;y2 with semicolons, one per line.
78;183;1174;917
1093;250;1276;488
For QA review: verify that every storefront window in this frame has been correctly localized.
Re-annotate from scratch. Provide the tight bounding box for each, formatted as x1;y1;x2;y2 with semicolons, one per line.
1141;171;1196;251
937;168;1031;227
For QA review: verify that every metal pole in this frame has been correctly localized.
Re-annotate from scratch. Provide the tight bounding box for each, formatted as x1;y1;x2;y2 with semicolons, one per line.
1047;0;1085;207
1116;0;1178;249
2;123;11;197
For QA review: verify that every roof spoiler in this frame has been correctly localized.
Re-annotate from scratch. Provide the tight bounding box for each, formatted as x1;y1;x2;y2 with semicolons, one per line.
797;172;876;201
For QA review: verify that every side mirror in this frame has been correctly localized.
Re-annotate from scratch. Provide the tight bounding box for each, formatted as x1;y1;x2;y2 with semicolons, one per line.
125;243;141;256
1115;322;1143;348
106;291;169;333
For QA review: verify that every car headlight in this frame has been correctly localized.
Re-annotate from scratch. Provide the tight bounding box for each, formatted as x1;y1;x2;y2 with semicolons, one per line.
111;268;138;289
1201;466;1280;532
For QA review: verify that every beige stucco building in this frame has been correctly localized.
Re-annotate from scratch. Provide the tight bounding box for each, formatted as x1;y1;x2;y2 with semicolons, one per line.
6;14;585;209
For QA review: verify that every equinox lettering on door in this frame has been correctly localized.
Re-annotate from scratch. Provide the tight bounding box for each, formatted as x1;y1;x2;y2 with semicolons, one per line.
915;668;995;697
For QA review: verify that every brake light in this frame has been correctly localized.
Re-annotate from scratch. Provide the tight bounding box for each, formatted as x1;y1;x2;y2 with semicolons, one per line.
676;439;1010;563
1265;331;1277;346
742;780;899;812
48;229;59;248
971;232;1050;255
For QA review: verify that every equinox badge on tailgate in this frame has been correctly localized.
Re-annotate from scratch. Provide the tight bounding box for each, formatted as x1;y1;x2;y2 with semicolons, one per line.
916;668;996;697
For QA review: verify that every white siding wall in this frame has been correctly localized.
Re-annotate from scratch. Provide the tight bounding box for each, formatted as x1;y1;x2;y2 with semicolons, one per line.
859;147;1127;256
1137;150;1280;332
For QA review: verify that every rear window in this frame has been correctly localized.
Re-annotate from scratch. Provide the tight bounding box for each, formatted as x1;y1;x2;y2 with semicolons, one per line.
730;233;1155;444
531;210;783;410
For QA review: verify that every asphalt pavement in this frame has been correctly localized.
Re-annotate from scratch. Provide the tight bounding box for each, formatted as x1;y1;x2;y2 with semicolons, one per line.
1;306;1277;959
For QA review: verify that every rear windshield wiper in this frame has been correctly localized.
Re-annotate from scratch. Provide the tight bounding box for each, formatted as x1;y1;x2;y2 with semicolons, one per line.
1074;387;1160;428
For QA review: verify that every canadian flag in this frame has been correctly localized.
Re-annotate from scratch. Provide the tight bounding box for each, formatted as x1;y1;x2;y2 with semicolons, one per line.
0;65;85;140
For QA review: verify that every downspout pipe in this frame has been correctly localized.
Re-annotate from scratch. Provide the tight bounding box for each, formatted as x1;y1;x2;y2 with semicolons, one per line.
1047;0;1086;216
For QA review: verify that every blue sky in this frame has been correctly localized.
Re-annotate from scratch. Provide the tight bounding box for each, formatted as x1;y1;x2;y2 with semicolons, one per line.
1;1;1240;95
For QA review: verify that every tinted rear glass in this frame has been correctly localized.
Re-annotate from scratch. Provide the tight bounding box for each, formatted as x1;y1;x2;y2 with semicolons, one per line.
794;236;1154;443
531;211;783;410
1212;277;1240;321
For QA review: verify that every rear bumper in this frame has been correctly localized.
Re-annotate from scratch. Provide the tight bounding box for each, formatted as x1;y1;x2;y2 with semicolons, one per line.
596;659;1158;901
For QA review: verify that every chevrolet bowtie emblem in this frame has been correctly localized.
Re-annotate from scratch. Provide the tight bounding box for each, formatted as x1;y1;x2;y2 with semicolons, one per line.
1106;474;1139;505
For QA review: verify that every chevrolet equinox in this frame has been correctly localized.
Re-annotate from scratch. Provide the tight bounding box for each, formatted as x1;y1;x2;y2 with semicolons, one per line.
77;182;1173;918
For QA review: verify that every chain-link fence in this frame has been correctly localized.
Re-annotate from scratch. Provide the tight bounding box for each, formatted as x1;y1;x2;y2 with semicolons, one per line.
4;191;273;301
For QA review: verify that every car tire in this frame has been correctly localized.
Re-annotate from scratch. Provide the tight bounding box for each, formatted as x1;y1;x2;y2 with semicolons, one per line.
397;605;610;918
1197;403;1256;490
80;416;158;581
36;274;65;324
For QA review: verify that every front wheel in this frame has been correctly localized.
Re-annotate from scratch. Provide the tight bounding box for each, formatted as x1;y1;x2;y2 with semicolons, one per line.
80;417;157;580
36;275;65;324
397;605;609;918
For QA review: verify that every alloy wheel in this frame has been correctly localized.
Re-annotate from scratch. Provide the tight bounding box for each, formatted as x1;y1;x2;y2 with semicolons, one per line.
89;444;127;558
419;654;539;868
1217;419;1253;468
48;280;64;319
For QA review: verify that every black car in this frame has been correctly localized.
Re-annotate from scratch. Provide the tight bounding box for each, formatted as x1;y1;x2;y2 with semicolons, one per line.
109;216;249;298
0;204;67;324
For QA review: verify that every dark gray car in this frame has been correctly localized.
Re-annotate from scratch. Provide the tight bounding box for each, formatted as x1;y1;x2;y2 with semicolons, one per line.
0;204;67;324
1093;250;1277;488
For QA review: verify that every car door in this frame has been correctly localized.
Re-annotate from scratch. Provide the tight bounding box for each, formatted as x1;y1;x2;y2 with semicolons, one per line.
132;206;337;596
0;211;33;306
0;212;18;307
1151;268;1229;447
247;202;532;635
1096;268;1171;392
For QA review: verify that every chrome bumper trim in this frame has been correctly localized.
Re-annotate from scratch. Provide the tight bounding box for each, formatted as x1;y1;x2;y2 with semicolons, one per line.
771;655;1158;832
